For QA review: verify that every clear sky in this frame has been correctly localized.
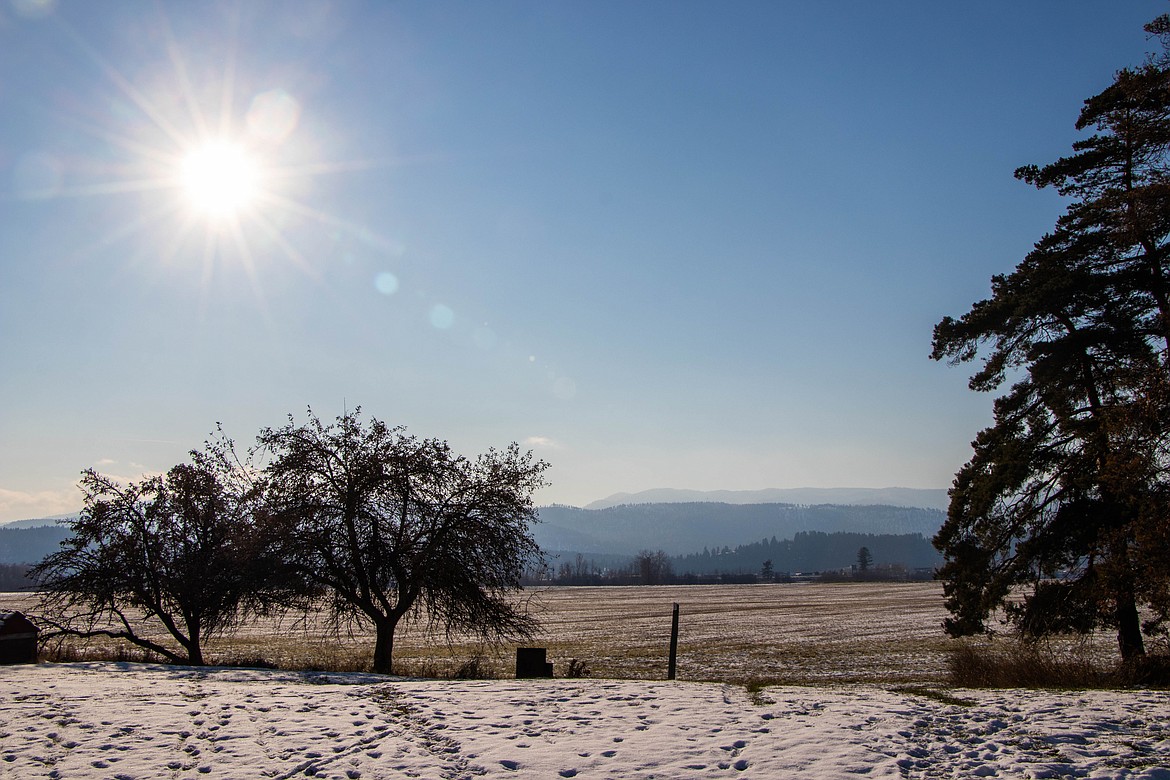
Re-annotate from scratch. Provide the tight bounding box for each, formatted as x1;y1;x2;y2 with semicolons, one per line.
0;1;1164;521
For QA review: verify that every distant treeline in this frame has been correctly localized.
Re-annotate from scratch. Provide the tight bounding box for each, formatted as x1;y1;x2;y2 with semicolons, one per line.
4;523;939;590
0;563;34;591
541;531;940;586
675;531;940;575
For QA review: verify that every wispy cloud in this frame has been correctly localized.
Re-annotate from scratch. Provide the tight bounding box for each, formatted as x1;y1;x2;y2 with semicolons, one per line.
524;436;562;450
0;487;80;523
88;460;165;485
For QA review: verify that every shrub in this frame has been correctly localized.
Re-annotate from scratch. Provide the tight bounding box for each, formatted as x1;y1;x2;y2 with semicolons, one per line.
948;642;1110;688
453;655;498;680
1117;654;1170;687
567;658;591;678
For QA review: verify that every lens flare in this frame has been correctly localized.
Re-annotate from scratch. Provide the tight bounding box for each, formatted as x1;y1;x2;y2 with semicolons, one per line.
429;304;455;329
374;271;399;295
246;89;300;143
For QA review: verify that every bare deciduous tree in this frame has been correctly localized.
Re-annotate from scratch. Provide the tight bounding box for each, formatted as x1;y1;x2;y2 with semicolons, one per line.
634;549;674;585
257;408;549;674
31;442;289;665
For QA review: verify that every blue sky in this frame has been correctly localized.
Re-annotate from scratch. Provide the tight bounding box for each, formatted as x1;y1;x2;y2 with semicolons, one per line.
0;1;1163;521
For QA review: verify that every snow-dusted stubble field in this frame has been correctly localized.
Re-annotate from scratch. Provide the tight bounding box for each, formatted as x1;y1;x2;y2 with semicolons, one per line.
3;583;956;683
529;582;955;684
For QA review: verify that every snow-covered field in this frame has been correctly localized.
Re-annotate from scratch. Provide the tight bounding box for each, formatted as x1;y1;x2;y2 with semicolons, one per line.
2;662;1169;779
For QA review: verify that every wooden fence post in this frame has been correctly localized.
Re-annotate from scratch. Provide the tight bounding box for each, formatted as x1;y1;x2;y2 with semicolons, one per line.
668;602;679;680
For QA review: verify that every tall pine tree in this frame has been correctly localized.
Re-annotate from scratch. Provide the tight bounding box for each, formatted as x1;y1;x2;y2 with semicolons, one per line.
932;16;1170;660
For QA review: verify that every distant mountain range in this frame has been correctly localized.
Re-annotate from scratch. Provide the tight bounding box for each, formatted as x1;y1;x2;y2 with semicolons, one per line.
0;514;77;529
2;489;950;569
1;488;949;528
584;487;949;512
534;501;945;557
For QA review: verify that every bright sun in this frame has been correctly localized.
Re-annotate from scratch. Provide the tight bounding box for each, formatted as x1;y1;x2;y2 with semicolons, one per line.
179;141;260;219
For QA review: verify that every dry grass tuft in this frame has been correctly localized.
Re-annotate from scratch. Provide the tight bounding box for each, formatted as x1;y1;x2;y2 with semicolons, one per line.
1116;654;1170;688
452;655;499;680
948;642;1116;689
743;678;781;706
891;685;975;707
39;639;165;666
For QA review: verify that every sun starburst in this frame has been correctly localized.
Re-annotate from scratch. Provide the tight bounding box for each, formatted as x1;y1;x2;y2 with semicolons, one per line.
26;6;395;302
179;141;260;220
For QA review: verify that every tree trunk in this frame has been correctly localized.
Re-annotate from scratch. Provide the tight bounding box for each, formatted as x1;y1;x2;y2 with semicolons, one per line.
372;617;398;675
1108;533;1146;662
1116;590;1145;661
188;643;205;666
187;621;205;666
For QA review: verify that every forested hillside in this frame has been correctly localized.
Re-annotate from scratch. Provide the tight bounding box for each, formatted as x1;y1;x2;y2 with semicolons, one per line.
534;502;943;556
5;503;945;577
0;525;70;565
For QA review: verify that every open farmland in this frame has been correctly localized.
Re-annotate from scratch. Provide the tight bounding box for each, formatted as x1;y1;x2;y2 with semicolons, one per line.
0;582;1122;683
6;583;939;683
527;583;954;683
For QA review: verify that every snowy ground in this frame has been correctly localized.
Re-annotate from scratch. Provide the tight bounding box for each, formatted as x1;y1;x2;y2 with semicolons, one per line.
2;662;1169;779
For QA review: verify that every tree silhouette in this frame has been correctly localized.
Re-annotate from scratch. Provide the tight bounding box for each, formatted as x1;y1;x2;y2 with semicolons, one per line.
32;442;289;665
633;549;674;585
257;408;548;674
932;15;1170;659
